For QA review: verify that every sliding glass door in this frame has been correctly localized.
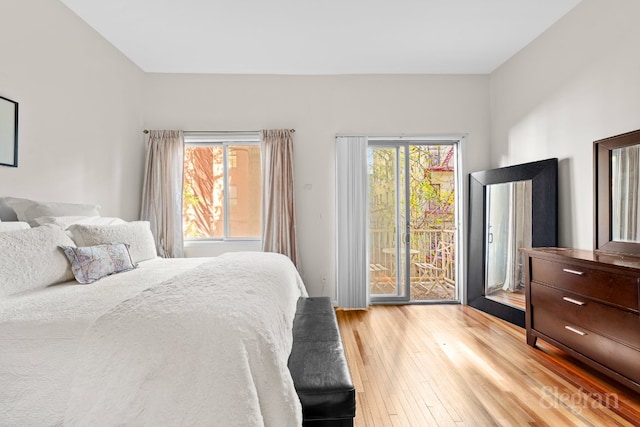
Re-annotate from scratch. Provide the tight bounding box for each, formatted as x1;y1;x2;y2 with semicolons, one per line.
368;140;459;303
368;145;408;300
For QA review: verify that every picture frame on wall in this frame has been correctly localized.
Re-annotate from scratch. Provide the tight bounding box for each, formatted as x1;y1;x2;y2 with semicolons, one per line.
0;95;18;167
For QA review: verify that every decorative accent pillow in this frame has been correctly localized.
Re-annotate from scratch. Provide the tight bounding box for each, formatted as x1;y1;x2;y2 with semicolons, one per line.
0;225;76;297
3;197;101;226
0;221;30;232
68;221;158;263
60;243;137;284
34;215;126;229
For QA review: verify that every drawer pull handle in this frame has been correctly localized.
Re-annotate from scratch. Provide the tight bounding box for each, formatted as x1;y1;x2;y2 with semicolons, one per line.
562;296;585;306
562;268;584;276
565;326;587;336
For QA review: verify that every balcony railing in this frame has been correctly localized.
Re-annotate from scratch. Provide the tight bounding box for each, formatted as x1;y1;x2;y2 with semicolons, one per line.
369;228;456;299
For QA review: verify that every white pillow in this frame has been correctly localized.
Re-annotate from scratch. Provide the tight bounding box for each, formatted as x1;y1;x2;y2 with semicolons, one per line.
0;222;30;232
3;197;101;226
69;221;158;263
0;197;19;221
33;216;126;229
0;225;76;297
1;197;36;222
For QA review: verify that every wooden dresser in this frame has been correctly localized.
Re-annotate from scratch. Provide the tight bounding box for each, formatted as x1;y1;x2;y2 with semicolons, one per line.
522;248;640;393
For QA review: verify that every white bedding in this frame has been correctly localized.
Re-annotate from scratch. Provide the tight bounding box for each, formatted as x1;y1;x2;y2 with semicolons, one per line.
0;253;306;426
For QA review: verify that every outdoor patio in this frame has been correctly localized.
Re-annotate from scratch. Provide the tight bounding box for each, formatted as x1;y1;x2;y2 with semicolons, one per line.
369;228;456;301
370;276;456;300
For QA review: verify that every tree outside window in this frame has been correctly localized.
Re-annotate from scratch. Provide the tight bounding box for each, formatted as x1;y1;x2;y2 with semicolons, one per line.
183;144;261;239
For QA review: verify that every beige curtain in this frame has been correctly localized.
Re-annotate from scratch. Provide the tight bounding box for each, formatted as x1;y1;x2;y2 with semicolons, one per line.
141;130;184;258
261;129;299;268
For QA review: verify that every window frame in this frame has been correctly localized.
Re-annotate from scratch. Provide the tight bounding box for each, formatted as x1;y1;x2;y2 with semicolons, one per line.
183;132;262;242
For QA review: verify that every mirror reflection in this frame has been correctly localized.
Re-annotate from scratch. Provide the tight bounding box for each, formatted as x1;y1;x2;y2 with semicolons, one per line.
611;144;640;243
485;180;532;309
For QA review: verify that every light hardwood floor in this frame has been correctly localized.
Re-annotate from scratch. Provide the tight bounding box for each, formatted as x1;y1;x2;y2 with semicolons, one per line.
336;305;640;426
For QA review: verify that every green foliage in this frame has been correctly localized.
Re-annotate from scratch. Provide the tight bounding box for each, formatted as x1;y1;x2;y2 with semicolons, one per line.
368;145;455;232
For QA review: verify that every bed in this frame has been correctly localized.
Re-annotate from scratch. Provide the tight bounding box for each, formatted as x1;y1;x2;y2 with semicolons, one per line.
0;198;307;426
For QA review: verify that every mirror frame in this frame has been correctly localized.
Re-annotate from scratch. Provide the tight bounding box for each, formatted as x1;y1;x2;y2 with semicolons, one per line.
468;158;558;327
594;129;640;256
0;95;18;168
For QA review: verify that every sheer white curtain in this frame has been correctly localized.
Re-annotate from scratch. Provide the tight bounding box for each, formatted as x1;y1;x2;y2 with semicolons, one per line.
261;129;299;268
501;180;532;292
336;136;369;309
141;130;184;258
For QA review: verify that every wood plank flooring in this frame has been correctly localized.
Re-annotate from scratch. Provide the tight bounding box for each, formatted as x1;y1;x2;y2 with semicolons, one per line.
336;305;640;426
485;289;526;310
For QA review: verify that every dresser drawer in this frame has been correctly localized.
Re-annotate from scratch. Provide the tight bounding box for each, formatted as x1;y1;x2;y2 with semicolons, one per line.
531;282;640;349
530;258;639;310
534;308;640;384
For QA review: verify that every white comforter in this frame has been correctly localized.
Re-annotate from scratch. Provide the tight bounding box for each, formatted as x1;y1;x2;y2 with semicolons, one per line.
0;252;306;426
64;252;307;426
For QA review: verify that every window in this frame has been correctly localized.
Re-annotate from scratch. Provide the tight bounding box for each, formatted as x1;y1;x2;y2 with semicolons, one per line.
183;132;262;240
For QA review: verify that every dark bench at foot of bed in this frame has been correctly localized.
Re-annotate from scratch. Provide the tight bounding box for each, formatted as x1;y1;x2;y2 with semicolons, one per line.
289;297;356;427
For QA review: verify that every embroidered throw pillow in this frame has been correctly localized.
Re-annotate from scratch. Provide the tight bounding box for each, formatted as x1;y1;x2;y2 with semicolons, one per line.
60;243;137;284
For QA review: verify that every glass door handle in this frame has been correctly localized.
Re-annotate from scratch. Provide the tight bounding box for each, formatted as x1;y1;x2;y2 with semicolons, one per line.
405;222;411;244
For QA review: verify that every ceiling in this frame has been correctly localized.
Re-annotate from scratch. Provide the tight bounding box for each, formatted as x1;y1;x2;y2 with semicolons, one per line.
59;0;582;75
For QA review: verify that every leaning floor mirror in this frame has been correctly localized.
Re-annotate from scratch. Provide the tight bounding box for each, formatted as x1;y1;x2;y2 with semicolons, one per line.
468;158;558;327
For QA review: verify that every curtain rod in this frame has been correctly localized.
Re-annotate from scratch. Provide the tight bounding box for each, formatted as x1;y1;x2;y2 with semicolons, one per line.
143;129;295;134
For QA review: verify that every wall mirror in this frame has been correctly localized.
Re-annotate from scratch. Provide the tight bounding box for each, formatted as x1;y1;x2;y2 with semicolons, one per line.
0;96;18;167
595;129;640;256
468;158;557;327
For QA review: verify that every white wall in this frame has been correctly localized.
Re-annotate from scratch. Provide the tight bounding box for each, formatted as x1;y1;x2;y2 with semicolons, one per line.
0;0;144;220
4;0;637;300
0;1;493;300
144;74;491;297
490;0;640;250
